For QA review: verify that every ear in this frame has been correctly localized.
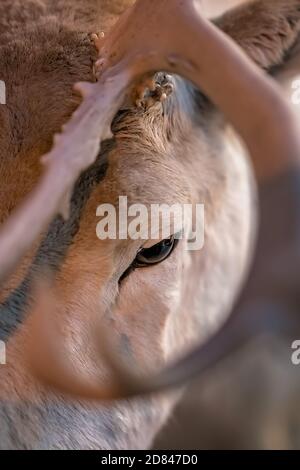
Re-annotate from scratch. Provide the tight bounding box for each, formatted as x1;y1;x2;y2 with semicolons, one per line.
214;0;300;74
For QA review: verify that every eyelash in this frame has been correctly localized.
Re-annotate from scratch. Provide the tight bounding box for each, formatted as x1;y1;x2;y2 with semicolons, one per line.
119;235;179;283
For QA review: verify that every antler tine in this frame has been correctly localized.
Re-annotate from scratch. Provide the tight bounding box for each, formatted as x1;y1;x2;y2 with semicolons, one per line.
28;264;294;401
28;287;253;401
0;69;131;285
95;0;300;181
27;1;300;400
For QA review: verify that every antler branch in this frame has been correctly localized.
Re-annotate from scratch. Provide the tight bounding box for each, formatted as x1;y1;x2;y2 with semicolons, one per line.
23;1;300;400
0;71;132;285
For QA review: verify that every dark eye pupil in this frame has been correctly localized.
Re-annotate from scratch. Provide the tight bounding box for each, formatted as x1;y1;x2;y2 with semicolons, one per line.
134;236;177;267
119;236;179;283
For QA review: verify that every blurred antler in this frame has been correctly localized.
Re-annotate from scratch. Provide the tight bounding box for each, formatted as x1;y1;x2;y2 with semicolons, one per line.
22;0;300;398
0;71;131;285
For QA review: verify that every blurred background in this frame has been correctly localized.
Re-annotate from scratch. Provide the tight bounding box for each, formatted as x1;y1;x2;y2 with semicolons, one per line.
201;0;244;16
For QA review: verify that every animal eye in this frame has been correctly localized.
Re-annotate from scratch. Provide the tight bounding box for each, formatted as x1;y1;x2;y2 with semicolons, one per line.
133;235;178;268
119;236;179;283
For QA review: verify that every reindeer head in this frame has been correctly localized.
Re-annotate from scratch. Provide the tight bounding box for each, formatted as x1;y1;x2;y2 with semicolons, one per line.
0;0;299;450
